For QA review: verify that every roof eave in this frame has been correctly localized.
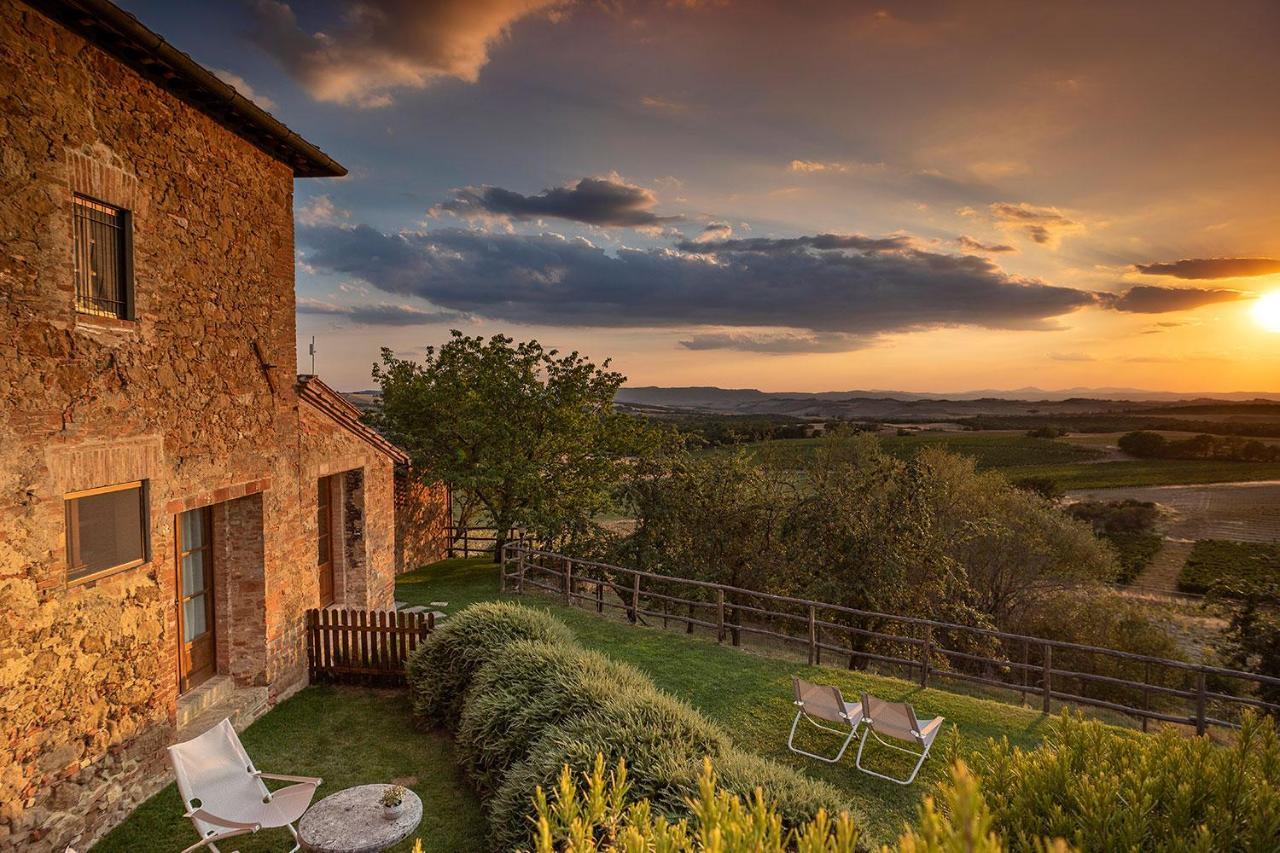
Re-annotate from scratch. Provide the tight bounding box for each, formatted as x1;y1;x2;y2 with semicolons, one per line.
23;0;346;178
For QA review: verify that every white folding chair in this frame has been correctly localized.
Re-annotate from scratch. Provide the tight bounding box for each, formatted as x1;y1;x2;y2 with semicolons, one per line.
855;692;944;785
168;718;322;853
787;677;865;763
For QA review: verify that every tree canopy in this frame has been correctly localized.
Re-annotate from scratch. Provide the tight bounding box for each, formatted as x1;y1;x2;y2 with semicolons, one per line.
372;331;670;555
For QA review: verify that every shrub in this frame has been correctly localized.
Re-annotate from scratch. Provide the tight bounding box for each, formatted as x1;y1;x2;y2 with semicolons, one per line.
1012;475;1063;501
958;710;1280;851
673;746;858;833
526;754;1054;852
405;601;575;729
1007;590;1181;709
488;690;733;850
457;639;656;796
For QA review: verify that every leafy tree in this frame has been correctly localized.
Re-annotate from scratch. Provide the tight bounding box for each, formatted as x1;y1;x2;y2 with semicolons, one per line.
1212;578;1280;710
1117;430;1168;458
919;450;1117;627
372;332;667;558
617;448;800;638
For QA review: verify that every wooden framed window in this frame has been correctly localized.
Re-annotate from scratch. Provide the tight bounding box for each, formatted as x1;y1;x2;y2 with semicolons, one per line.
65;481;148;583
72;194;133;319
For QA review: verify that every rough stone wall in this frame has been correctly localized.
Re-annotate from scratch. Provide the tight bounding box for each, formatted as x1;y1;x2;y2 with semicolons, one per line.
0;3;394;850
297;402;398;612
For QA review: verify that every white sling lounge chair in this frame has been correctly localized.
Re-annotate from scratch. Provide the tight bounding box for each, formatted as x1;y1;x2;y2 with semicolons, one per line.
787;677;865;763
855;692;944;785
168;718;322;853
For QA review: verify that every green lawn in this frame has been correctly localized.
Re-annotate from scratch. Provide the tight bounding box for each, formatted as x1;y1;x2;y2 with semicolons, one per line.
100;557;1058;851
726;432;1280;489
92;687;485;853
400;558;1052;843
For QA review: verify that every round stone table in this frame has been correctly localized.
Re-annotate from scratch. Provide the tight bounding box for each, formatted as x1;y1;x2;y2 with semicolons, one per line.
298;784;423;853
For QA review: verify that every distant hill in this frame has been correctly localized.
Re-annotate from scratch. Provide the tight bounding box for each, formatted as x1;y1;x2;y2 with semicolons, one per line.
614;386;1280;421
343;385;1279;422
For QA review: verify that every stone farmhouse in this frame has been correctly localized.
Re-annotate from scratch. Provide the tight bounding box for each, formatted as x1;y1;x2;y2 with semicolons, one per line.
0;1;438;848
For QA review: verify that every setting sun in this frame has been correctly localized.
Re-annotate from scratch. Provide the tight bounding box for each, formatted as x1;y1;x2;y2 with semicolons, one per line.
1254;291;1280;332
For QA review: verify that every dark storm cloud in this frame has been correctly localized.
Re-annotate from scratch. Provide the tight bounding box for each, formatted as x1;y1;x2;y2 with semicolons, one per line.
1133;258;1280;279
679;332;870;353
1100;286;1248;314
674;233;914;253
297;298;463;326
248;0;571;107
298;224;1096;349
433;178;681;227
955;236;1015;254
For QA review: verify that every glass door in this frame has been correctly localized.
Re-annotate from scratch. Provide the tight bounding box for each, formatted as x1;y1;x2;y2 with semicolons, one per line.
176;507;215;692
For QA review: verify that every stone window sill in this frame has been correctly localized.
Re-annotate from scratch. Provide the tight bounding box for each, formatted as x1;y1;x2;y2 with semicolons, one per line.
75;312;139;335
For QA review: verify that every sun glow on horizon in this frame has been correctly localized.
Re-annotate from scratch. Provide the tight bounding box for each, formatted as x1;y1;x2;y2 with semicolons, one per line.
1253;291;1280;333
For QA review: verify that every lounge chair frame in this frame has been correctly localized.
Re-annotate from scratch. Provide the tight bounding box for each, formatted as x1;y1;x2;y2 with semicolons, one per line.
854;692;943;785
786;678;864;763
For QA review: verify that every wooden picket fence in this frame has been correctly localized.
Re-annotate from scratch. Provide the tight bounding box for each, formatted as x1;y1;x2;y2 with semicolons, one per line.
306;608;433;686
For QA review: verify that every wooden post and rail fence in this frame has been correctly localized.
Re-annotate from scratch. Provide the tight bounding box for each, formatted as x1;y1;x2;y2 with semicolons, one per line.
500;542;1280;737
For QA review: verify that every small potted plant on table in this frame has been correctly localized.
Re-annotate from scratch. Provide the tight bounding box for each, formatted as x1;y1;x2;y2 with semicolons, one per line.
380;785;406;821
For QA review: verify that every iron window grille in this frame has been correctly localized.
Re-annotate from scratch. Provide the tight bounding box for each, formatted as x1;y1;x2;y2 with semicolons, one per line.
72;194;132;319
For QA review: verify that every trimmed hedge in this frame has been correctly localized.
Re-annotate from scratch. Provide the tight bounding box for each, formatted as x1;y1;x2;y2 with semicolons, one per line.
456;639;655;796
487;690;733;850
405;601;575;730
431;602;860;850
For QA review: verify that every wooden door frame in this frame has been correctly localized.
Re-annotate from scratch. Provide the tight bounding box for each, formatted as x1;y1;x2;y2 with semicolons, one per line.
317;475;336;606
175;506;216;694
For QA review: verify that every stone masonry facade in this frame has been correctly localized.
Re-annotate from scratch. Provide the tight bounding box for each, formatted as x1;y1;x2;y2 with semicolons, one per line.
0;3;406;849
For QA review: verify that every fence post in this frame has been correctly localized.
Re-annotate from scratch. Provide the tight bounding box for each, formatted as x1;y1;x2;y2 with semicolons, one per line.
1195;670;1208;736
717;588;726;644
632;572;641;623
920;626;932;689
595;581;603;614
500;542;507;592
1041;643;1053;715
1020;639;1029;704
1142;660;1152;733
517;543;526;593
463;528;470;559
563;556;572;606
807;605;816;665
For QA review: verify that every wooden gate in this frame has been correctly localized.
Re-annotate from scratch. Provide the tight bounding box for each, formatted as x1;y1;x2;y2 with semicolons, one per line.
306;608;433;686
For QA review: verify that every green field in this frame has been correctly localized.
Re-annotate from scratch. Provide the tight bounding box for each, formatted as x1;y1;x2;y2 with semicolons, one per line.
725;432;1280;490
1178;539;1280;594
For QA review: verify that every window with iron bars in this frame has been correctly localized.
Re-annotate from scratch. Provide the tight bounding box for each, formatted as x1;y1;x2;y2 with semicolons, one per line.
73;195;132;319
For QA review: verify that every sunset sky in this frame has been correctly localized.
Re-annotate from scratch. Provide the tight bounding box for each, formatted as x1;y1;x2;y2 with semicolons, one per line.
127;0;1280;394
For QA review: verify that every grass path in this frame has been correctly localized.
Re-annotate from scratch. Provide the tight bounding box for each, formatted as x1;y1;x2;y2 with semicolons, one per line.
1134;539;1195;593
400;559;1052;843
